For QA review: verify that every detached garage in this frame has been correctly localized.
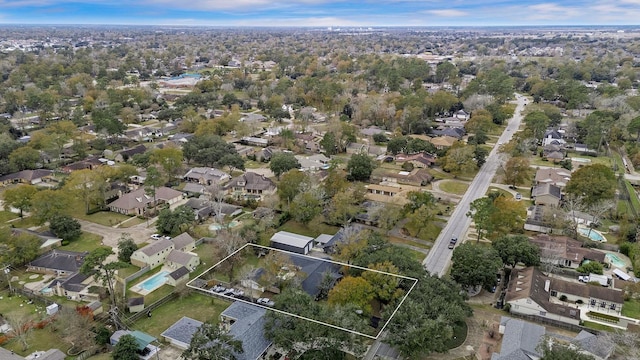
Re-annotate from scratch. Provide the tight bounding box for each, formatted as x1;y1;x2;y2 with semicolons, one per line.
270;231;314;255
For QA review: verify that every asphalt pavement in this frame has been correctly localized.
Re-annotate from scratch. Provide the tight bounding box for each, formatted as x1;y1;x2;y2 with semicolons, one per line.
423;94;528;276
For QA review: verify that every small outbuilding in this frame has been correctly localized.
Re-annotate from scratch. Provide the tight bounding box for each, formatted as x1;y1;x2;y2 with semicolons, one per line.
161;316;203;350
269;231;314;255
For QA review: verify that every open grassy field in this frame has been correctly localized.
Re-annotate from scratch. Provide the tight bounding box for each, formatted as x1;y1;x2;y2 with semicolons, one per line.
60;231;105;252
279;217;340;238
132;292;229;338
622;299;640;319
438;180;470;195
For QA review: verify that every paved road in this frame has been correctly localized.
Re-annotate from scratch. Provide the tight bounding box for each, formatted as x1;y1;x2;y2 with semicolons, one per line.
423;94;528;276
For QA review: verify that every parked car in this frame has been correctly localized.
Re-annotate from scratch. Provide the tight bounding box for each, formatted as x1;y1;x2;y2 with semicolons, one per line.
232;289;244;297
257;298;275;306
579;275;589;283
150;234;162;240
212;285;226;293
515;193;522;200
223;288;235;295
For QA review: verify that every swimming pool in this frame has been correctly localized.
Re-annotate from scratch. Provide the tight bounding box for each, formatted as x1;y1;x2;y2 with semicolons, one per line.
577;225;606;242
136;271;169;292
209;220;241;231
606;253;626;268
169;73;201;80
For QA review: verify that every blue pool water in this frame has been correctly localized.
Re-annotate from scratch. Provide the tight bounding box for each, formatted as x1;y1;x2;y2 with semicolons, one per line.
137;271;169;292
606;253;626;268
577;226;606;242
169;73;201;80
209;220;241;231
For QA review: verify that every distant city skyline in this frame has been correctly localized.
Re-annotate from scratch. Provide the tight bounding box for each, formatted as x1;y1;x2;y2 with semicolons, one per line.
0;1;638;27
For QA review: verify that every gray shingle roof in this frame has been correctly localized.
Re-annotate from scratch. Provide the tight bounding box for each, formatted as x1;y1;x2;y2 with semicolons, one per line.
493;317;544;360
139;239;174;257
169;266;190;280
573;330;615;359
166;250;197;267
29;250;87;273
171;233;195;251
221;302;272;360
161;316;203;348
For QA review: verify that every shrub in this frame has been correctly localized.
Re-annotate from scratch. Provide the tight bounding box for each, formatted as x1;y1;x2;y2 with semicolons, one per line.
559;295;568;302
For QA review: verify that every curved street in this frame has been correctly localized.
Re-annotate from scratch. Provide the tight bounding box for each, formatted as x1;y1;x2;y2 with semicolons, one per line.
423;94;527;276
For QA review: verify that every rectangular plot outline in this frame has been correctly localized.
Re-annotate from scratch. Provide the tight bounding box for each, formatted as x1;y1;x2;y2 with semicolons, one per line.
186;243;418;339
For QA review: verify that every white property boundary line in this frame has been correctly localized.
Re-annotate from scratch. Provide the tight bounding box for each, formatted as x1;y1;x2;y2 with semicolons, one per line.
186;243;419;340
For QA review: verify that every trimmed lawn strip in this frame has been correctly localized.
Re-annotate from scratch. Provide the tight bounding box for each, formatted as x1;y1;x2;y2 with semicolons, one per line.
132;292;229;338
279;218;340;238
82;211;132;227
60;231;105;252
389;236;431;250
582;320;617;332
119;217;147;228
622;299;640;319
0;210;19;224
438;180;469;196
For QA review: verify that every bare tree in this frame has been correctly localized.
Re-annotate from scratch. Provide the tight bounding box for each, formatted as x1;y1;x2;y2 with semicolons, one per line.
6;313;33;351
207;182;228;227
540;246;564;276
54;307;96;352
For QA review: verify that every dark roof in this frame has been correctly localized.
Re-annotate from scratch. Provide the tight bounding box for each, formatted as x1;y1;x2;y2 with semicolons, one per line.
226;172;275;191
550;277;624;304
119;144;147;158
161;316;203;347
221;302;272;360
493;317;544;360
29;250;87;273
128;297;144;307
52;272;90;293
287;254;342;297
169;266;190;280
532;183;562;199
0;169;53;182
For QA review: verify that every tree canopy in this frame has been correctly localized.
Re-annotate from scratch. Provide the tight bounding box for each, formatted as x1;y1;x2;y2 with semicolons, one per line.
565;164;617;206
451;242;503;289
269;152;300;179
182;322;243;360
492;235;540;268
346;153;375;181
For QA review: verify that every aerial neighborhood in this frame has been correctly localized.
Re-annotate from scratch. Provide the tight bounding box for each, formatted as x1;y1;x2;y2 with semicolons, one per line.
1;25;640;360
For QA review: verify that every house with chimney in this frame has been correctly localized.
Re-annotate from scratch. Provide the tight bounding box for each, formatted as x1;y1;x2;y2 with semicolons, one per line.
225;172;276;200
108;187;183;216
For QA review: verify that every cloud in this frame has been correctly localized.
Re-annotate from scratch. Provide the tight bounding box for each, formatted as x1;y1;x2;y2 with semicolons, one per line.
139;0;340;11
523;3;581;21
425;9;468;17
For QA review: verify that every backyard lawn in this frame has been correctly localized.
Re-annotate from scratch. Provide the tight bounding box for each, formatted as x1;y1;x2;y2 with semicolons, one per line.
60;231;105;252
622;299;640;319
278;217;340;238
132;292;229;338
0;210;19;224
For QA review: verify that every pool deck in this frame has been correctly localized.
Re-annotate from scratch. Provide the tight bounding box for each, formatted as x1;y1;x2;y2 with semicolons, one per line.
131;269;170;296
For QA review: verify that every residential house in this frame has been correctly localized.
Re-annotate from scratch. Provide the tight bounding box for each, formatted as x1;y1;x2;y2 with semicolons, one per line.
219;301;272;360
529;234;606;269
505;267;624;326
182;183;208;197
428;135;457;149
171;232;196;252
226;172;276;200
573;330;615;360
379;168;433;187
531;183;562;207
545;151;565;163
0;169;54;185
294;133;322;153
394;152;437;168
110;330;159;360
48;272;98;302
108;187;183;216
115;145;147;162
130;239;175;268
287;253;342;299
368;145;387;157
166;250;200;271
454;109;470;121
360;126;386;137
431;127;466;139
346;142;368;155
0;348;65;360
241;136;269;147
183;167;231;186
366;184;400;197
169;133;194;146
321;224;365;254
542;129;566;147
240;268;266;294
27;250;87;276
270;231;314;255
183;198;213;221
62;157;103;173
535;168;572;189
295;154;330;172
161;317;203;350
491;316;544;360
11;228;62;251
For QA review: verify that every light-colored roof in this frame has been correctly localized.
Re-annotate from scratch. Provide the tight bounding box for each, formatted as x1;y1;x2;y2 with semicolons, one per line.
171;233;195;251
109;187;182;211
493;317;544;360
270;231;314;248
166;250;197;267
314;234;334;245
138;239;174;257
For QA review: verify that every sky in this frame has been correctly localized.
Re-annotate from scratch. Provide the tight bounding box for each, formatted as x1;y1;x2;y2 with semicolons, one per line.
0;0;639;27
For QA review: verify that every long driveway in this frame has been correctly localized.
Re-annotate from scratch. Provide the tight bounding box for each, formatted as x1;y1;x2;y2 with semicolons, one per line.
423;94;527;276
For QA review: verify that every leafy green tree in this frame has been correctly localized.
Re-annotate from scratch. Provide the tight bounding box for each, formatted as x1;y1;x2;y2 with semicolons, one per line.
182;322;243;360
0;228;41;266
628;116;640;142
9;146;40;171
31;189;70;224
403;191;436;214
150;146;184;182
361;262;402;303
49;215;82;241
80;247;126;306
565;164;616;206
269;152;300;180
2;184;37;218
387;137;407;155
290;190;323;225
346;153;375;181
183;134;243;168
156;205;195;236
328;276;375;314
326;186;362;226
474;146;488;167
320;132;337;155
441;143;476;175
277;170;308;207
523;111;550;142
577;261;604;275
503;157;531;188
492;235;540;268
112;334;140;360
64;168;106;214
117;233;138;263
467;197;494;241
451;243;503;289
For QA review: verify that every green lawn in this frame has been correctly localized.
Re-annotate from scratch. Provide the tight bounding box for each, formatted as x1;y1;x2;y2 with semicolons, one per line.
3;325;71;357
279;217;340;238
132;292;229;338
622;299;640;319
60;231;105;252
444;321;468;349
0;210;19;224
438;180;470;195
118;216;146;228
487;187;513;198
117;264;142;279
389;236;431;250
9;216;41;229
582;320;617;332
402;222;442;242
82;211;132;227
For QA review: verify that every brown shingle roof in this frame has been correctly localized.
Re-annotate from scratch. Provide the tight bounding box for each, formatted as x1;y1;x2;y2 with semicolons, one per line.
227;172;275;191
